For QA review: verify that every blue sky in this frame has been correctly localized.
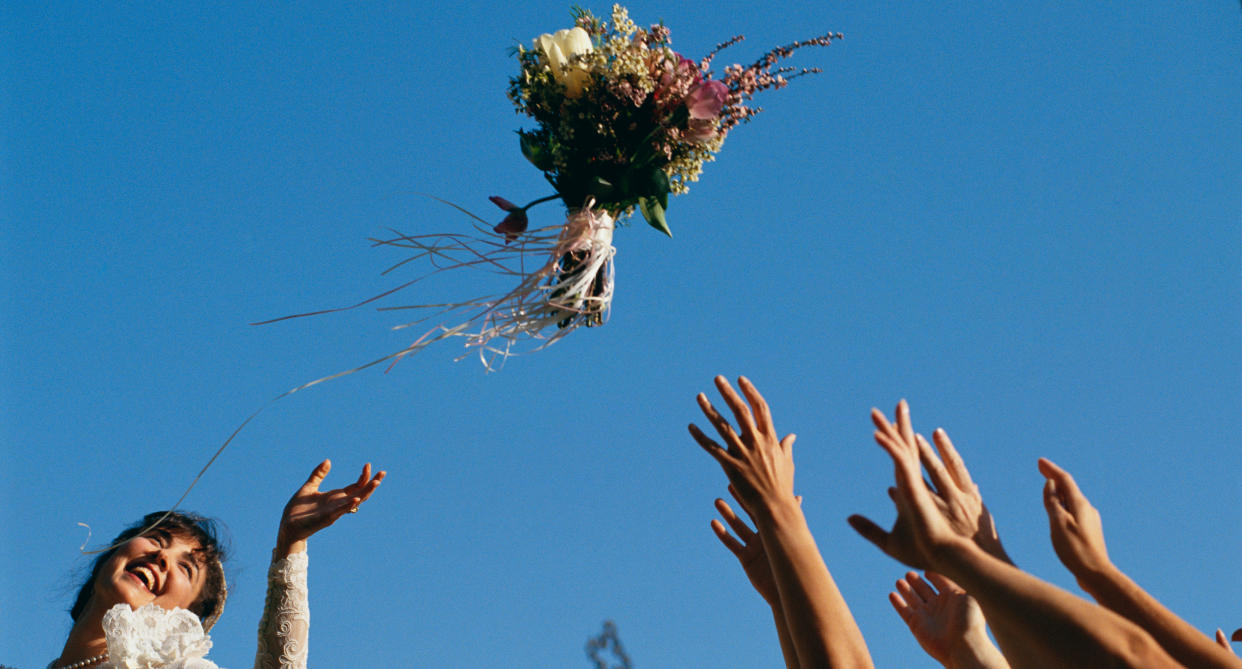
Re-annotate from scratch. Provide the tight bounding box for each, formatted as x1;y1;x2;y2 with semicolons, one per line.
2;2;1239;667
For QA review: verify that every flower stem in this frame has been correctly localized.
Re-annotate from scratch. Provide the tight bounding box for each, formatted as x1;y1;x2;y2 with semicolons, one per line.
522;194;561;211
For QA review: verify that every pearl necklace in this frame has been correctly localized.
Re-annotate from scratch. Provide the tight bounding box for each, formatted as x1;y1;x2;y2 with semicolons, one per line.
47;652;107;669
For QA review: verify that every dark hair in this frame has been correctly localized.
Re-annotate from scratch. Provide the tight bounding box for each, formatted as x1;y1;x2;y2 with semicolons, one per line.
69;511;229;626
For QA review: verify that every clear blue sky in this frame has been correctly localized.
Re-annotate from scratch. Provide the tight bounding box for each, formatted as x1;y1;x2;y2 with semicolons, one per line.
3;2;1239;667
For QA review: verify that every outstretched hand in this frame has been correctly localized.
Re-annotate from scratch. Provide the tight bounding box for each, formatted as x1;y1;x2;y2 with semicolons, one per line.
849;401;990;570
689;375;797;518
277;459;386;556
1039;458;1111;582
890;571;1006;669
712;485;804;608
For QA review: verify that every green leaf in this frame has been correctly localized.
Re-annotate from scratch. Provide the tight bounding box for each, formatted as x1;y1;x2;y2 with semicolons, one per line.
639;197;672;237
519;132;554;171
651;168;670;210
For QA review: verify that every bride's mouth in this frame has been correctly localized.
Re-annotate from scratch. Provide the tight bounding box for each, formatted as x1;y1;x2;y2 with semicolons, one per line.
126;565;158;594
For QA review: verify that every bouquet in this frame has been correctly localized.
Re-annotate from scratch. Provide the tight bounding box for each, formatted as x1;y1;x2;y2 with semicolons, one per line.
265;5;840;370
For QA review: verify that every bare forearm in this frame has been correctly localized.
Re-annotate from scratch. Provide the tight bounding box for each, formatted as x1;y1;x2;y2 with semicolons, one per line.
756;500;874;669
934;541;1183;669
770;602;802;669
1079;564;1242;669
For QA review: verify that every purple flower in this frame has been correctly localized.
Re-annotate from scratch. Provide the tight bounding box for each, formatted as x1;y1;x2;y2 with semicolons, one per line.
686;79;728;119
490;195;528;242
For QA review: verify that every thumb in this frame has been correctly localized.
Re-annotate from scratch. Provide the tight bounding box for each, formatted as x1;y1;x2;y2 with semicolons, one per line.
303;459;332;492
847;514;890;551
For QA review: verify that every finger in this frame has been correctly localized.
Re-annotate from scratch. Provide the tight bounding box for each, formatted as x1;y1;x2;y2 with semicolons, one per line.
906;571;938;601
714;376;758;440
871;408;902;445
1038;458;1090;516
1232;628;1242;642
1216;629;1230;650
916;433;954;499
888;591;913;622
351;472;385;506
737;376;775;437
780;433;796;458
933;428;975;490
715;498;756;541
895;576;925;607
847;514;890;551
924;571;964;596
696;395;744;452
302;459;332;493
354;463;372;487
689;423;739;469
896;399;915;450
711;519;745;558
1042;478;1073;525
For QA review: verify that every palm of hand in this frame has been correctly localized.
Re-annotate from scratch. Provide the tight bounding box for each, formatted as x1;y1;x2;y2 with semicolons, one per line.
278;460;383;549
907;586;986;664
735;536;779;605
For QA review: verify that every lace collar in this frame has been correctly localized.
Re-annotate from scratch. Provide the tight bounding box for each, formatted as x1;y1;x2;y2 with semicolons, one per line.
100;603;220;669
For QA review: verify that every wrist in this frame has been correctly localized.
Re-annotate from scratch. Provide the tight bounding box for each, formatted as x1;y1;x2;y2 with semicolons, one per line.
928;534;985;575
749;493;803;529
1073;559;1120;597
275;533;308;557
946;630;1007;669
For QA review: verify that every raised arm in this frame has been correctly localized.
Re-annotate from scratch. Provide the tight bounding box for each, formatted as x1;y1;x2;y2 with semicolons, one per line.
889;571;1009;669
255;460;385;669
858;401;1183;669
690;375;873;669
1040;458;1242;669
712;490;801;669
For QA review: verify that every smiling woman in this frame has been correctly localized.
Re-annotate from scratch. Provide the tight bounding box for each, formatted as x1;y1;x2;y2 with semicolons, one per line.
46;460;385;669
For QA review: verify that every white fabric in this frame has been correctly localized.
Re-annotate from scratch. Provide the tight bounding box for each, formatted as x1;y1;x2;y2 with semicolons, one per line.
82;550;310;669
252;552;309;669
99;603;218;669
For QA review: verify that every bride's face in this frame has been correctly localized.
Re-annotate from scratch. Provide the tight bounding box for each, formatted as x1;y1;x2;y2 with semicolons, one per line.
95;529;208;612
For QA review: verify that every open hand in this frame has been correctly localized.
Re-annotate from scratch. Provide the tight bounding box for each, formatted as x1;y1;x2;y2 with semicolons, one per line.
850;402;987;569
690;376;797;518
891;571;995;667
1039;458;1110;582
277;459;385;556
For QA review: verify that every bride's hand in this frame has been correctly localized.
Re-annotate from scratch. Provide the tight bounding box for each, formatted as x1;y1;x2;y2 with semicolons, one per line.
276;459;385;556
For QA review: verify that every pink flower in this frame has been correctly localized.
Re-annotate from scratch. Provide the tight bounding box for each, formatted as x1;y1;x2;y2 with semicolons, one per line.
489;196;519;211
686;79;728;119
489;196;528;242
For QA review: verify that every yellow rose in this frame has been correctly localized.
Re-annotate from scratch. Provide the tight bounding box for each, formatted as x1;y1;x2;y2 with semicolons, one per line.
534;27;592;98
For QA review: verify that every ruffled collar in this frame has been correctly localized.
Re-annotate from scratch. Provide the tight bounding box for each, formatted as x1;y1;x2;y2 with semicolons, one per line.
100;603;220;669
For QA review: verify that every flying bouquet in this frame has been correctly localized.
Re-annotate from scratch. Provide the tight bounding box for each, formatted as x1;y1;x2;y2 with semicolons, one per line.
264;5;840;370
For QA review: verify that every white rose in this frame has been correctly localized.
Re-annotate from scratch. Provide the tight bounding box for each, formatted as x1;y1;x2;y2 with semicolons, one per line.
534;27;593;98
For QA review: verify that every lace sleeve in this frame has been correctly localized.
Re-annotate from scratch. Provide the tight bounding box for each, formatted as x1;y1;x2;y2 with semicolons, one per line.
253;551;309;669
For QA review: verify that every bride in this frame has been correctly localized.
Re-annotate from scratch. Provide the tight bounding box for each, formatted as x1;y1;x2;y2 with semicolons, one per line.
47;459;384;669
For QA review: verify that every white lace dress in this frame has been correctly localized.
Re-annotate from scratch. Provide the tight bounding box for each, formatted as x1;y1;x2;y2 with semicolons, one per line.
88;552;310;669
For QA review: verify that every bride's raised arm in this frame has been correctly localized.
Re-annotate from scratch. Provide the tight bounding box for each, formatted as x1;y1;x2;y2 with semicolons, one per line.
255;460;385;669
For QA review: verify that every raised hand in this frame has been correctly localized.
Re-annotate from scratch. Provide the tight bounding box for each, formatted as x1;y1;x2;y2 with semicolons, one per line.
1038;458;1110;582
891;571;1009;669
712;492;780;606
849;401;979;569
276;459;385;556
690;375;874;669
689;375;797;517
